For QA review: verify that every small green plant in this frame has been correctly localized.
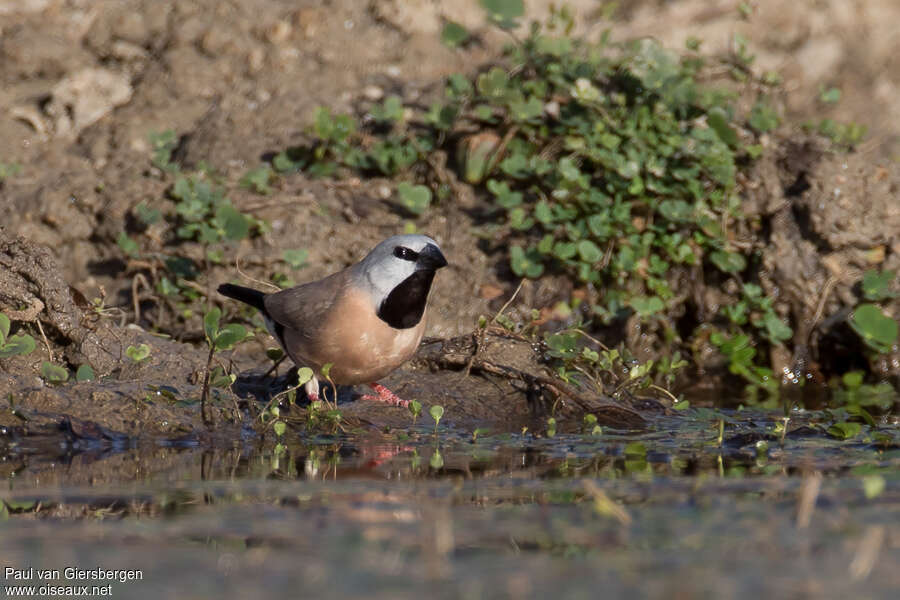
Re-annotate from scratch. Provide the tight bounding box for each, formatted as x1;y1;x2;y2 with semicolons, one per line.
75;364;95;382
240;166;274;194
861;269;896;301
200;307;249;426
826;421;862;440
40;362;69;384
125;343;151;362
0;162;22;182
409;399;423;425
831;371;894;412
171;175;257;244
149;130;179;172
441;21;470;48
282;249;309;270
849;304;898;354
546;416;557;437
710;331;778;395
429;405;445;433
429;447;444;469
396;182;432;215
0;314;36;358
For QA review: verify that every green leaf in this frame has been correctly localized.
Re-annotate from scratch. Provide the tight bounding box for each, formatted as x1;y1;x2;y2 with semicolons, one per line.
409;399;422;418
624;441;647;457
630;296;665;317
126;343;151;362
296;367;314;386
826;421;861;440
480;0;524;29
429;404;445;425
761;313;792;343
577;240;602;263
509;245;544;278
117;232;140;258
710;250;747;273
266;347;285;361
41;362;69;384
430;448;444;469
216;203;251;241
842;371;864;389
214;324;248;350
282;248;309;269
371;95;405;123
0;313;10;342
534;200;554;224
396;182;432;216
75;364;95;382
441;21;469;47
0;334;36;358
204;308;221;343
273;421;287;437
849;304;898;353
707;108;738;147
749;101;779;133
861;270;896;301
476;67;510;99
862;475;885;499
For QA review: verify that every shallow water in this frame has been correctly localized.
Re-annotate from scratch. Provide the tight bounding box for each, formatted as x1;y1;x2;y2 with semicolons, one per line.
1;406;898;599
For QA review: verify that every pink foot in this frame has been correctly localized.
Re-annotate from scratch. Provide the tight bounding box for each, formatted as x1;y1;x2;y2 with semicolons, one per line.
360;383;408;407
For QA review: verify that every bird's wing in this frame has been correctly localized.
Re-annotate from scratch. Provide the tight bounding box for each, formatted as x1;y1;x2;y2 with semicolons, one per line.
263;268;351;341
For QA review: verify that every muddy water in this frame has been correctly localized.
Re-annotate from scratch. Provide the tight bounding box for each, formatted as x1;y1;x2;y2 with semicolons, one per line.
1;407;898;599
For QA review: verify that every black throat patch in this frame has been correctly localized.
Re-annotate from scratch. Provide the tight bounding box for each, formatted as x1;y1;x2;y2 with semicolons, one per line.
377;270;436;329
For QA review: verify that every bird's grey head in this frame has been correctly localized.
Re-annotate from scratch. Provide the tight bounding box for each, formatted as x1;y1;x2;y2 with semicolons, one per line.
352;234;448;329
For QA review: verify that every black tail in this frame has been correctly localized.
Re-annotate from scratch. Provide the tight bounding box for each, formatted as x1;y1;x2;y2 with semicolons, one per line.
218;283;267;312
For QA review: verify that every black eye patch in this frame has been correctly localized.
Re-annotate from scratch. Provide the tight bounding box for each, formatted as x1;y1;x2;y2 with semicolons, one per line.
393;246;419;261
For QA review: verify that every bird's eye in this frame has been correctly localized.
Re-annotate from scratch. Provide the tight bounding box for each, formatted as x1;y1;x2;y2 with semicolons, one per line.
393;246;419;261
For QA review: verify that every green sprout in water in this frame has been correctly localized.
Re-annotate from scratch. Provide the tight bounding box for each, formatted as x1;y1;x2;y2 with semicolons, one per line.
200;307;248;426
409;399;423;425
429;405;445;433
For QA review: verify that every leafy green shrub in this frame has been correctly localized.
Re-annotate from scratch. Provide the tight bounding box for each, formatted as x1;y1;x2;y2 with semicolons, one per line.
0;314;36;358
269;8;796;393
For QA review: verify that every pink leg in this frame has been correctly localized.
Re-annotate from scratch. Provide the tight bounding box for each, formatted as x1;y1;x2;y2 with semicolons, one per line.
360;383;408;407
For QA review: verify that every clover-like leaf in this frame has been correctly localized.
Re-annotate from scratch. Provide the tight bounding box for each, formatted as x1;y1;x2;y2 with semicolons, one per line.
282;248;309;269
826;421;861;440
273;421;287;437
41;362;69;384
710;250;747;273
429;404;445;427
126;343;151;362
204;307;221;343
214;324;248;351
296;366;314;386
509;245;544;278
630;296;665;317
0;334;36;358
849;304;898;353
441;21;470;48
861;270;896;301
75;364;95;382
396;182;432;216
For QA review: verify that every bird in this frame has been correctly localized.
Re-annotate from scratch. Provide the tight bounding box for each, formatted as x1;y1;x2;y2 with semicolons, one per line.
217;234;447;407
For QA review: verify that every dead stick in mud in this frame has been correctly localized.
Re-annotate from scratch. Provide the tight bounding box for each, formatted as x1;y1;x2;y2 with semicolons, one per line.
199;344;215;427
